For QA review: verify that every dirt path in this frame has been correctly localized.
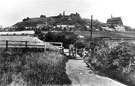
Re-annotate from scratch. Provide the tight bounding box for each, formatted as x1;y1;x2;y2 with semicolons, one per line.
66;57;127;86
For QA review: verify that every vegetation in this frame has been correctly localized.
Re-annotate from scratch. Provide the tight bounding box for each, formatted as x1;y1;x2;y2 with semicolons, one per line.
74;31;135;39
84;38;135;86
83;18;106;30
0;49;71;86
45;31;78;48
13;13;86;30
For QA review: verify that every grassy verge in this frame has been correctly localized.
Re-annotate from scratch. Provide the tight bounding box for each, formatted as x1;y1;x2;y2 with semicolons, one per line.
0;49;71;86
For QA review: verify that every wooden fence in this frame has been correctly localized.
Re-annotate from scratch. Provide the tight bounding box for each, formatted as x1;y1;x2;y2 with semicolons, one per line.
0;40;44;49
0;40;64;53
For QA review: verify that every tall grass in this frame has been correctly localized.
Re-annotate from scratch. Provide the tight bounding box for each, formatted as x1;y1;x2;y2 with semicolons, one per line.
0;49;71;86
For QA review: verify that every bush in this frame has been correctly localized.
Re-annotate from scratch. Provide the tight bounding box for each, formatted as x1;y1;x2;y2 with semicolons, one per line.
74;38;85;49
45;31;78;48
0;49;71;86
85;39;135;86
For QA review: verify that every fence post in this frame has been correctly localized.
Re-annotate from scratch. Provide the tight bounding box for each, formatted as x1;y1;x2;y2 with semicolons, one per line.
6;41;8;50
75;47;77;57
61;43;64;54
69;45;71;56
25;41;28;48
61;47;64;54
44;42;46;52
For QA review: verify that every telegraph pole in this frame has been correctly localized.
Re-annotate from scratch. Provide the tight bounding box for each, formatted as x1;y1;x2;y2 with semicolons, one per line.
90;15;93;40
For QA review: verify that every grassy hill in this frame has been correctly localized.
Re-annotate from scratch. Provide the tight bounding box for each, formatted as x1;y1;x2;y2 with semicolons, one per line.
13;17;46;28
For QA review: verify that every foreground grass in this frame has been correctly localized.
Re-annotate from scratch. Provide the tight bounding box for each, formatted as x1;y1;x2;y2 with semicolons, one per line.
0;49;71;86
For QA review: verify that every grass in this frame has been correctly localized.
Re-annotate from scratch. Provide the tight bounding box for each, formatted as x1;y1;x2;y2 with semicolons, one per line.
74;31;135;39
0;49;71;86
0;35;60;51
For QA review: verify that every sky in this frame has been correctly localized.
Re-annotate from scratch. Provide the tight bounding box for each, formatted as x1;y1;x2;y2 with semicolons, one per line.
0;0;135;28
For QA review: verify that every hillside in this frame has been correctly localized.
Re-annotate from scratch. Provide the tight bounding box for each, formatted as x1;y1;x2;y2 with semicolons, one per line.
83;18;106;29
13;16;47;30
75;31;135;39
13;13;87;29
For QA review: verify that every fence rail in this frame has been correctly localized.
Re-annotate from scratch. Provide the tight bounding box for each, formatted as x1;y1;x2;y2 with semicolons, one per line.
0;40;45;49
0;40;64;53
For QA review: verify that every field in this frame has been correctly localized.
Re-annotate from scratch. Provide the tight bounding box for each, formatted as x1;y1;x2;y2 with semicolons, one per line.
74;31;135;39
0;35;60;50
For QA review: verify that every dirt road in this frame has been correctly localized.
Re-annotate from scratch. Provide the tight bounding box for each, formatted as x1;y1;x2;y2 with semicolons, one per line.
66;57;126;86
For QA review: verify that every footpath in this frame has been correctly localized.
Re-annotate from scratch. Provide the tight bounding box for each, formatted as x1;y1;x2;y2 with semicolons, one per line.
65;54;127;86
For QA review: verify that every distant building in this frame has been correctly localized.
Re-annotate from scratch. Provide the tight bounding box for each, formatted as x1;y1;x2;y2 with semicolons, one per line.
68;25;75;28
56;25;75;30
107;17;123;25
115;25;125;32
106;16;126;32
36;24;47;29
101;27;115;31
49;11;81;24
56;25;67;29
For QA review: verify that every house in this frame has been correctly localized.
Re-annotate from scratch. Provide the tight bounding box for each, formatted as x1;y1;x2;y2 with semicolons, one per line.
56;25;75;30
114;25;125;32
36;24;47;29
107;17;123;25
56;25;68;29
101;27;115;31
106;16;126;32
49;11;82;25
68;25;75;28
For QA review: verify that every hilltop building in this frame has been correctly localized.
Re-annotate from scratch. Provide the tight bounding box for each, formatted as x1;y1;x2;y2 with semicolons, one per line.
49;11;82;25
105;16;125;32
107;16;123;25
47;11;83;30
12;11;85;31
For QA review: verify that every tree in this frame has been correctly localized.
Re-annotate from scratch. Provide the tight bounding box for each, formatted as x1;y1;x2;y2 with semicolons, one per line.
40;15;46;18
23;17;30;22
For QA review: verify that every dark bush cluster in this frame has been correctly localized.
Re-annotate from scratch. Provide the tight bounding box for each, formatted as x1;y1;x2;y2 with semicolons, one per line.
0;49;71;86
45;31;78;48
85;39;135;86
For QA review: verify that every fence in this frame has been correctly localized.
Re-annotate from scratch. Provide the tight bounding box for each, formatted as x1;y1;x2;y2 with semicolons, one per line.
48;42;64;53
0;40;64;53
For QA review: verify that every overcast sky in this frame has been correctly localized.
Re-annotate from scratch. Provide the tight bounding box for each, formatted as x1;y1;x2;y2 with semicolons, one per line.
0;0;135;28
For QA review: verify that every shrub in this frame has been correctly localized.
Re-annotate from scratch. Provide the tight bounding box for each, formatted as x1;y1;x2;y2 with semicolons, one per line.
74;38;85;49
45;31;78;48
86;38;110;70
85;39;135;86
108;42;135;73
0;49;71;86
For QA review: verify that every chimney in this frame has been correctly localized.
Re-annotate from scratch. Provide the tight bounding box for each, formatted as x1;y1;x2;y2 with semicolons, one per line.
111;14;113;19
63;11;65;16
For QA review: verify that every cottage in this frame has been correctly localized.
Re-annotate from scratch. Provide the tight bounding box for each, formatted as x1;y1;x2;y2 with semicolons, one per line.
56;25;75;30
